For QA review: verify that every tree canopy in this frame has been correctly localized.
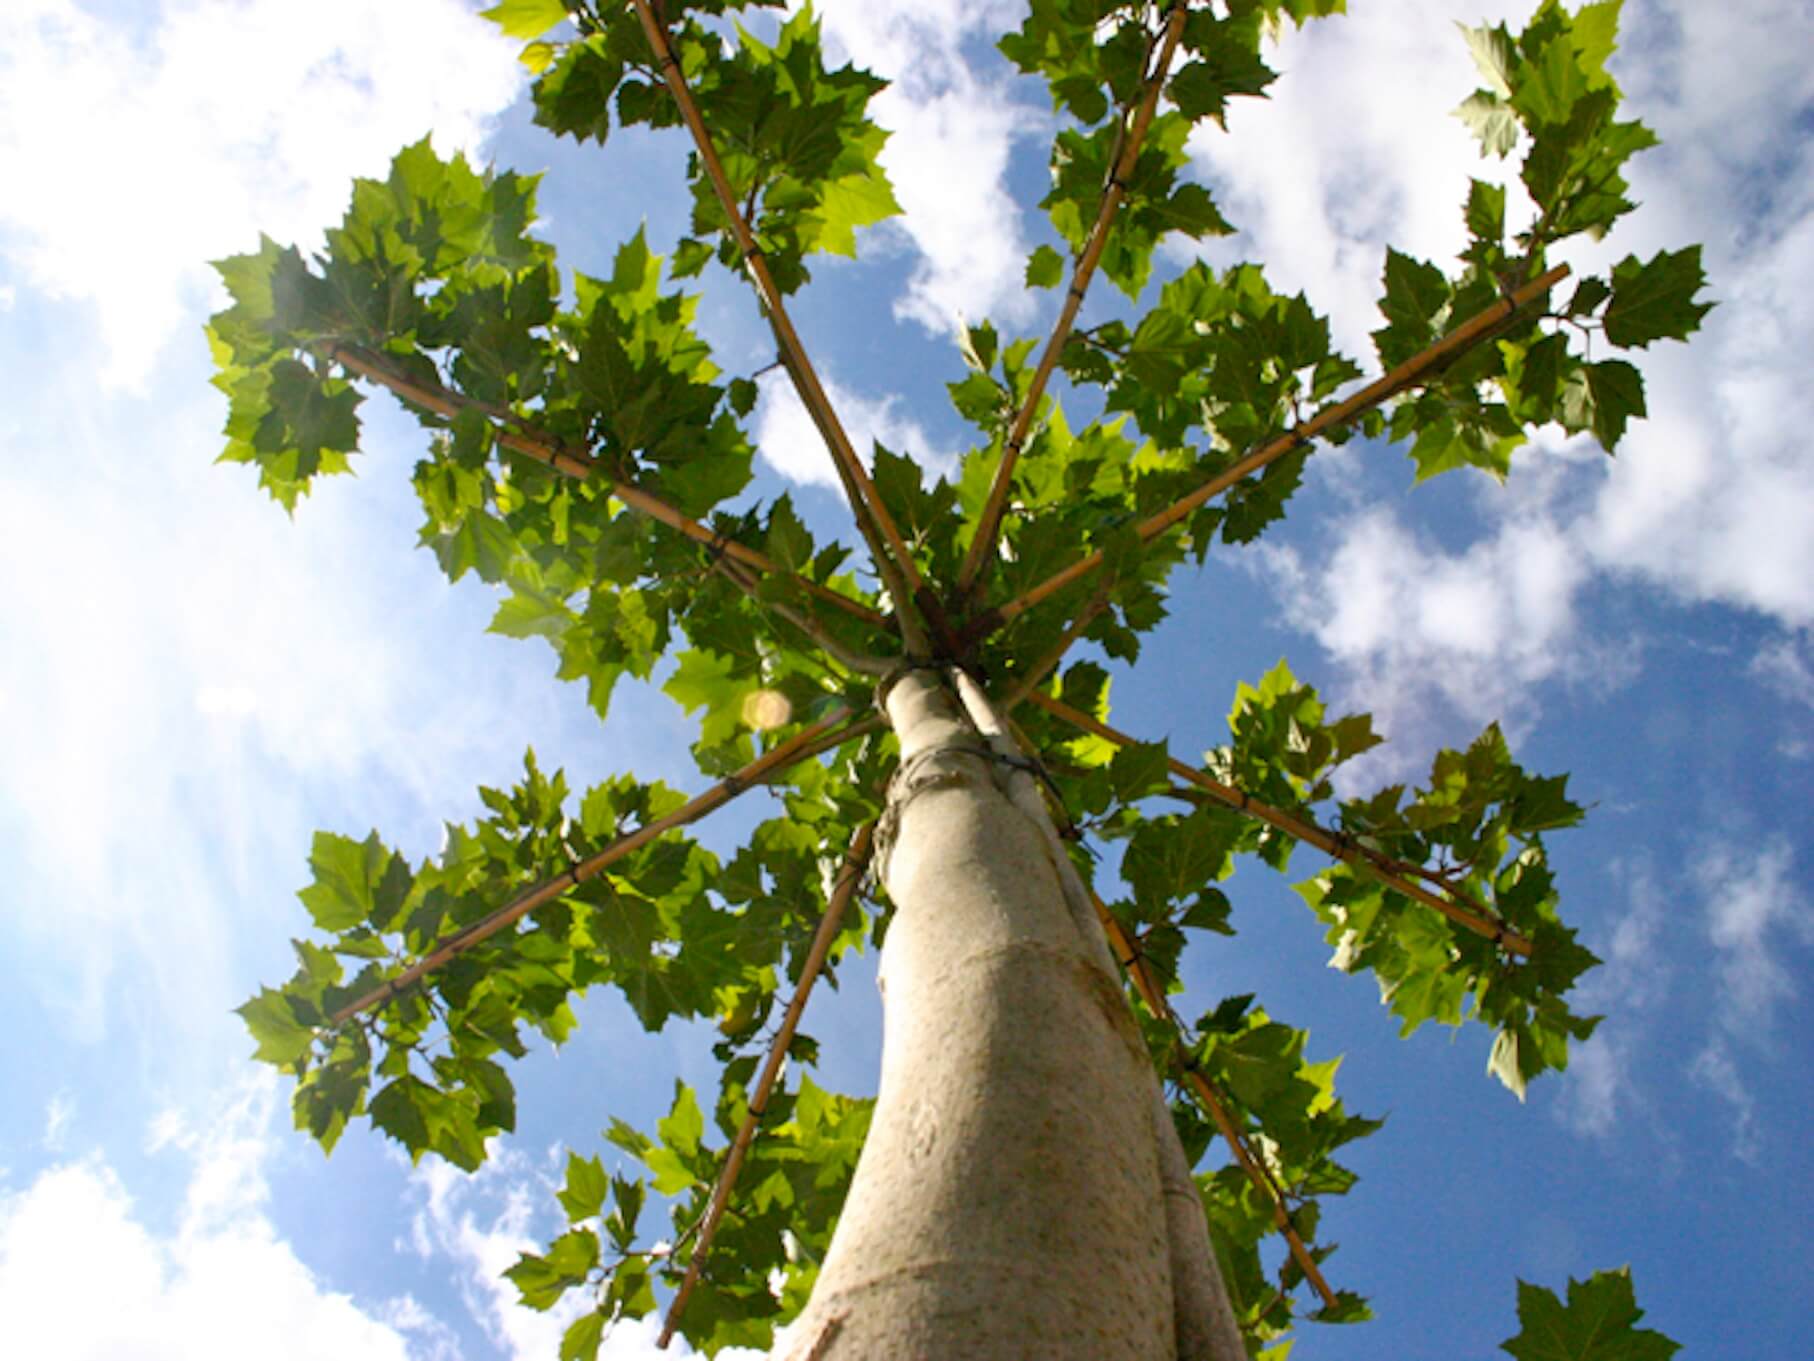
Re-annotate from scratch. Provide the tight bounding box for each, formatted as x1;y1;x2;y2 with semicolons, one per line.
212;1;1705;1356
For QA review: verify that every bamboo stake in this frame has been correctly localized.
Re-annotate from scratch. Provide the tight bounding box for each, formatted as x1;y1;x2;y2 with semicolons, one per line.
657;823;876;1348
1029;691;1532;957
957;2;1191;596
981;265;1572;630
327;712;877;1026
323;341;888;634
1087;891;1341;1313
629;0;938;656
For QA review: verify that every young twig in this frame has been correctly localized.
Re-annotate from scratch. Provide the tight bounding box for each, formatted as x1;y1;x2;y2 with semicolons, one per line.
975;265;1572;633
629;0;941;658
327;711;879;1025
322;341;887;634
957;3;1191;598
657;824;876;1348
1029;691;1532;956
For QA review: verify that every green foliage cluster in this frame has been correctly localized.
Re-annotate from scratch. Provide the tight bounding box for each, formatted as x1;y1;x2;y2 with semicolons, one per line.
218;1;1702;1356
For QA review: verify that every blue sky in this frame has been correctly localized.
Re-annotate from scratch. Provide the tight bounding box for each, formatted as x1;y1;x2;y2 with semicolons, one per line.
0;0;1809;1357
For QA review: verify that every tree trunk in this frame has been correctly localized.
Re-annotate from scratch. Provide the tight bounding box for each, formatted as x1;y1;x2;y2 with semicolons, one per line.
772;670;1243;1360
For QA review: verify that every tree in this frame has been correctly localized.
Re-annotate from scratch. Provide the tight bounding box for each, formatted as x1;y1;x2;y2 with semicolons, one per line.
215;1;1706;1356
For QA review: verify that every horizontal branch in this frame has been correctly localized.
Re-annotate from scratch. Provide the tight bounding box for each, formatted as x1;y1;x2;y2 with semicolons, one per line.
1028;691;1532;956
956;2;1190;596
323;342;887;634
658;822;876;1349
984;265;1572;630
630;0;941;657
1089;887;1340;1312
327;711;878;1026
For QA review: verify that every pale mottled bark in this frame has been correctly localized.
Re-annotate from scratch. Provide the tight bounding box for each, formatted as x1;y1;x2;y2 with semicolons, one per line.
773;670;1243;1360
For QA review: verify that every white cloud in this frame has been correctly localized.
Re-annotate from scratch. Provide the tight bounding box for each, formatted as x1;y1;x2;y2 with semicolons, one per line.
1560;842;1811;1159
1688;1039;1760;1165
41;1093;74;1152
1247;500;1603;767
403;1146;760;1361
754;368;957;490
1692;838;1812;1038
0;0;522;389
0;1075;417;1359
811;0;1042;336
1556;864;1672;1139
1182;1;1539;358
1750;634;1814;710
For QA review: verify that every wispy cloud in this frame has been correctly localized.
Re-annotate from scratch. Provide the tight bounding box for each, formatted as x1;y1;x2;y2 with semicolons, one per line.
1693;838;1811;1038
1559;840;1810;1163
1687;1040;1761;1165
1556;863;1672;1139
40;1093;73;1153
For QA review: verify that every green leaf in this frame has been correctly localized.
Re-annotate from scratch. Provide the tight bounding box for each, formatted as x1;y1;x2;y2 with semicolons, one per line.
1501;1268;1680;1361
663;649;751;749
561;1312;606;1361
1603;246;1713;348
297;831;410;933
237;988;314;1066
558;1151;610;1222
481;0;568;41
1025;243;1065;289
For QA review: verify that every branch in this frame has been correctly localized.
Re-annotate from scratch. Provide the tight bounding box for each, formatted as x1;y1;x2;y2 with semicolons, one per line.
1087;888;1341;1314
956;3;1190;596
629;0;943;657
657;823;876;1349
326;711;879;1026
978;265;1572;633
323;341;888;635
1028;691;1532;956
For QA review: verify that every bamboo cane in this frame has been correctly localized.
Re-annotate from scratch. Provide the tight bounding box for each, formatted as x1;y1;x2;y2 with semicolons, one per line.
327;712;877;1025
629;0;939;656
657;824;876;1348
1029;691;1532;956
979;265;1572;632
1088;892;1342;1313
957;3;1191;596
323;341;888;633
